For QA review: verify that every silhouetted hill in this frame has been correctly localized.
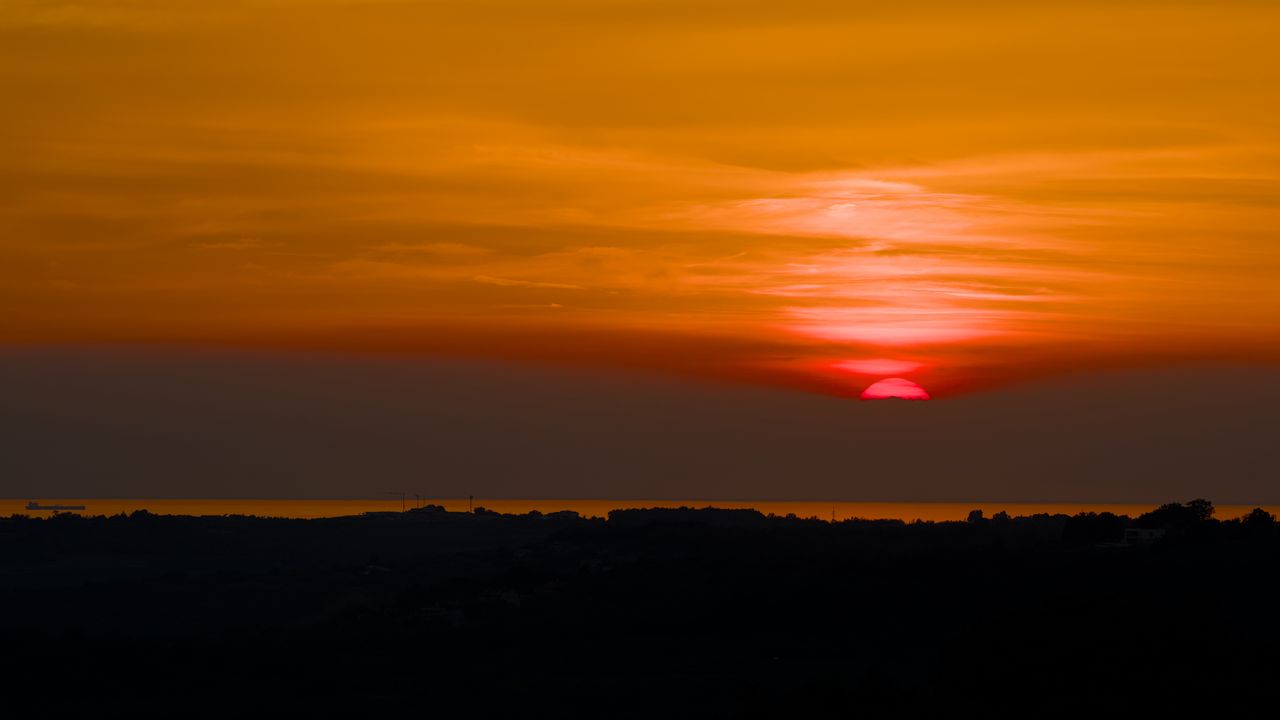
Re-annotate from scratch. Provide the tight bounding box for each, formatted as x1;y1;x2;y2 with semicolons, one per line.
1;501;1276;717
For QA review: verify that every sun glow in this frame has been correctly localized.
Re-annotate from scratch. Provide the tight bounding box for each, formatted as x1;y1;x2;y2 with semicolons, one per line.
833;359;924;375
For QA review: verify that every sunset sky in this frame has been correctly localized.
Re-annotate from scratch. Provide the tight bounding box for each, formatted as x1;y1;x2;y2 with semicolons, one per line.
4;0;1280;399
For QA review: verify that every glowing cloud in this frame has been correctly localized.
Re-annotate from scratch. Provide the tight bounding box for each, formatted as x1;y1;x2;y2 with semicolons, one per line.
834;359;924;376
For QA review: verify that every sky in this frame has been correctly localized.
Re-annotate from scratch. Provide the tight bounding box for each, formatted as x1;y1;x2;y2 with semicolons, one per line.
1;2;1279;500
3;0;1280;399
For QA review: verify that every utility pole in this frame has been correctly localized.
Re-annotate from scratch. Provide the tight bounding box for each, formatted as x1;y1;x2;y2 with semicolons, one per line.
469;495;474;513
384;491;406;512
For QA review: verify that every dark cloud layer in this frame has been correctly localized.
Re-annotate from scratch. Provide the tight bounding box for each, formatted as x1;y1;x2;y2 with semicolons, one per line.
3;347;1275;503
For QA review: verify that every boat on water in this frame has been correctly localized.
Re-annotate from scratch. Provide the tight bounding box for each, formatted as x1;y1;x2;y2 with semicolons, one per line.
25;501;87;511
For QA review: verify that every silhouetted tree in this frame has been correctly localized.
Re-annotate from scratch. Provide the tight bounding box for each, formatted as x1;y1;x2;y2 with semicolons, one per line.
1236;507;1277;542
1185;498;1215;521
1138;499;1215;530
1063;511;1125;545
1241;507;1276;526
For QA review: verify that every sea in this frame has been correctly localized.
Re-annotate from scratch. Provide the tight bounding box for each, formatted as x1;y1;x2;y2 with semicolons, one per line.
3;499;1276;522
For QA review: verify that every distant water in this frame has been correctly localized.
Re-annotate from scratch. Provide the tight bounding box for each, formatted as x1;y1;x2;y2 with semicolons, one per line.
4;499;1277;521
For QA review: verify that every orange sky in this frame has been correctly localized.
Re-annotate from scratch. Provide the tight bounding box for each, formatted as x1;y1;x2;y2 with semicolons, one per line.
4;1;1280;397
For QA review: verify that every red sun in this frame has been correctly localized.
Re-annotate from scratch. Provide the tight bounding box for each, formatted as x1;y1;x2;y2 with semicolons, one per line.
860;377;931;401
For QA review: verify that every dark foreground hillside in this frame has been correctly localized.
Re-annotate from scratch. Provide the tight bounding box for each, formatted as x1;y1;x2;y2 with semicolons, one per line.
1;501;1277;717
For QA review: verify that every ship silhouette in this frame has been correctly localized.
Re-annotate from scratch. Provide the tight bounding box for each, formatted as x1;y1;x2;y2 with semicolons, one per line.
25;501;87;512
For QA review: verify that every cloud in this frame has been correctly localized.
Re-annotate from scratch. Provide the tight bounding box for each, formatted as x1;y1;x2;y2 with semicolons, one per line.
371;242;491;256
473;276;583;290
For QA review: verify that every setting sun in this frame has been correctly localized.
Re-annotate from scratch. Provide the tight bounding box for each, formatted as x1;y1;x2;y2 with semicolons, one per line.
860;378;932;401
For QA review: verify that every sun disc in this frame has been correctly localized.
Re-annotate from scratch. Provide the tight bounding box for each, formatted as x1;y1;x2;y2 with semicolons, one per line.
860;377;931;401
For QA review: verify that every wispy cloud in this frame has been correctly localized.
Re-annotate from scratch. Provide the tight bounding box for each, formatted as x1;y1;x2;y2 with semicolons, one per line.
473;276;583;290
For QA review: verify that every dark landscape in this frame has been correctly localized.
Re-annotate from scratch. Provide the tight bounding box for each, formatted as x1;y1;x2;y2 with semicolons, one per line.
3;500;1277;717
